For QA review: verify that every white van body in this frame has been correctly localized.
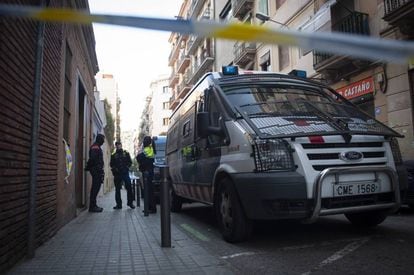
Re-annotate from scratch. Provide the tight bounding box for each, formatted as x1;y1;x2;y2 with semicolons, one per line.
166;70;402;242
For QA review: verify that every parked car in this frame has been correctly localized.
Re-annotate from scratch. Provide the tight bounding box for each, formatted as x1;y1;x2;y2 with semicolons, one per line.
166;66;404;243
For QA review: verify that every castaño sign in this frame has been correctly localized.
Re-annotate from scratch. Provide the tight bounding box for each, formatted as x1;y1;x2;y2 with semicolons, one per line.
336;77;375;100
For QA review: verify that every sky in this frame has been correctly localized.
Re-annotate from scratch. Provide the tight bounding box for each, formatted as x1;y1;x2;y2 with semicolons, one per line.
89;0;182;131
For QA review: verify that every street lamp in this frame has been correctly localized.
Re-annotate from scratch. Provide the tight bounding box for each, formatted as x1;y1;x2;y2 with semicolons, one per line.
255;12;288;28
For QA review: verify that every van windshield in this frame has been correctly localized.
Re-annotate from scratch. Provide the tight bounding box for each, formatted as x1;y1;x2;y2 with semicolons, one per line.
222;85;399;138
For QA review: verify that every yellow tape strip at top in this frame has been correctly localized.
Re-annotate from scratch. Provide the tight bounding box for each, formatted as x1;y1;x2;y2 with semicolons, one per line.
34;8;98;24
212;23;298;46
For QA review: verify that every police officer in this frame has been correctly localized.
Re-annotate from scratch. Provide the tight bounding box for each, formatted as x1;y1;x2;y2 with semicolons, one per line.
86;134;105;213
110;141;135;209
137;136;156;213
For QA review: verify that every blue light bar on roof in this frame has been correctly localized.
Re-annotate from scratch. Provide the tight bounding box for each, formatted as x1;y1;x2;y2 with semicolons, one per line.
222;66;238;75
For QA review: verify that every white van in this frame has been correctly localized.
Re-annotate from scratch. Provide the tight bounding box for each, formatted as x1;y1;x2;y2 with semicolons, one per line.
166;67;403;243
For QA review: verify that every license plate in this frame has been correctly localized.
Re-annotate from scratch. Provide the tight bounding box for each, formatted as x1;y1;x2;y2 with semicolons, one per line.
333;182;381;197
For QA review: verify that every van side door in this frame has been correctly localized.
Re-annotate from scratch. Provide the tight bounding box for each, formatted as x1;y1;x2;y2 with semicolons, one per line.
194;88;226;203
179;104;197;186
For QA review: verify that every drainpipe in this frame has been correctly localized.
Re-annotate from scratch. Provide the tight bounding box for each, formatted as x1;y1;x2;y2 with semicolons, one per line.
28;0;47;258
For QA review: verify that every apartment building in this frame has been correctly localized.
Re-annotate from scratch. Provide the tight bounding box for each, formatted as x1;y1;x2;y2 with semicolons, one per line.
148;76;173;136
168;0;215;110
0;0;100;271
96;73;121;143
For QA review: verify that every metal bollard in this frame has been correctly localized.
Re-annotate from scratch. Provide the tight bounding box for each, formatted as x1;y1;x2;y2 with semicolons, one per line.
136;178;140;207
131;178;136;202
143;172;149;216
160;165;171;247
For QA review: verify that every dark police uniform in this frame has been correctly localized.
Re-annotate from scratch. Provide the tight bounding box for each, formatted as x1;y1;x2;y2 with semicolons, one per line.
86;134;105;212
110;149;134;208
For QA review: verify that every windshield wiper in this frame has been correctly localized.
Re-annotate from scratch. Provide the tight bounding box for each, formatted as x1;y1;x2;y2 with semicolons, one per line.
297;99;353;142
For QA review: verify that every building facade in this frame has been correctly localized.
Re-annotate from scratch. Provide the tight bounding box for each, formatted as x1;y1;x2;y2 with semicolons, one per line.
168;0;215;111
0;0;100;271
148;76;172;136
96;73;121;143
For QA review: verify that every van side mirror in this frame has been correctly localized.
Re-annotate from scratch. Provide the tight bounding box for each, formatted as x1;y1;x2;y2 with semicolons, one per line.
196;112;225;138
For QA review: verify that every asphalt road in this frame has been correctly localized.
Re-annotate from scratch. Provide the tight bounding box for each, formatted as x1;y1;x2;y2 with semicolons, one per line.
171;204;414;275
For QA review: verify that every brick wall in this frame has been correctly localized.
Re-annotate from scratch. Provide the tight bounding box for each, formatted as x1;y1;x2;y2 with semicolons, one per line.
0;0;98;272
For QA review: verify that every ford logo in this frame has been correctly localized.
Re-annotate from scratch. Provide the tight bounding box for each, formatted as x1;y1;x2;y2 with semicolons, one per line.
339;151;363;161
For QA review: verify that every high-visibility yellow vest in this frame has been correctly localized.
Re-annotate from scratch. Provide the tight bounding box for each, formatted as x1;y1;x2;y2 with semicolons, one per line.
144;146;154;158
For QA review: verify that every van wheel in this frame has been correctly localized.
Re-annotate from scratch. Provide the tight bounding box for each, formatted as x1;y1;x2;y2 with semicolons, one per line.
215;179;252;243
170;188;182;212
345;210;388;227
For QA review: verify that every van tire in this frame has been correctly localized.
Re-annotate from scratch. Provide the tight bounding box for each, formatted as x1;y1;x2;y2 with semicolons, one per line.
345;210;388;227
170;188;182;212
215;178;252;243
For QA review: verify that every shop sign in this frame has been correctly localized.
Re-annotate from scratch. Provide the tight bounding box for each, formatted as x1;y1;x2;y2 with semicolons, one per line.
336;77;374;100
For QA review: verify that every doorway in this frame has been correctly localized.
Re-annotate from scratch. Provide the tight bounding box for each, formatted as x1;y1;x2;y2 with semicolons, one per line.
75;78;87;208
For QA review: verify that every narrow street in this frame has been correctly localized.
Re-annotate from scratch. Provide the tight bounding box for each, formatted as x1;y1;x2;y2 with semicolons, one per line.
171;203;414;275
9;188;414;274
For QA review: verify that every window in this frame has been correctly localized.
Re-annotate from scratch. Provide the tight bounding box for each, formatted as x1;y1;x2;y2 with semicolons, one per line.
163;102;169;110
182;120;191;137
207;96;222;146
260;51;271;71
258;0;269;15
63;42;72;141
219;0;232;21
162;86;169;94
163;117;169;126
278;46;290;70
276;0;286;9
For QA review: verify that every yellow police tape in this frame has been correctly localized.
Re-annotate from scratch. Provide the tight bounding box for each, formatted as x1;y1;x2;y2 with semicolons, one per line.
0;4;414;64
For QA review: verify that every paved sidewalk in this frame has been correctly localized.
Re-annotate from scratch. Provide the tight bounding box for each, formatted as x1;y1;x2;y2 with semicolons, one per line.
8;190;234;274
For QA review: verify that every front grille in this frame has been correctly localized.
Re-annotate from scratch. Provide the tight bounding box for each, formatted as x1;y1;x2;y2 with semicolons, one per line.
301;141;386;171
321;192;394;209
307;151;384;160
313;162;386;171
302;142;383;149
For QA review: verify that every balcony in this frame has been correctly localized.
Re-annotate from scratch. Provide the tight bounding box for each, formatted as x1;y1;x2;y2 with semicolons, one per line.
177;51;190;74
189;0;204;19
187;35;203;55
313;12;370;80
188;51;214;85
168;34;188;66
232;0;254;20
169;69;179;88
177;73;191;99
169;92;179;110
200;8;211;20
233;42;256;67
383;0;414;36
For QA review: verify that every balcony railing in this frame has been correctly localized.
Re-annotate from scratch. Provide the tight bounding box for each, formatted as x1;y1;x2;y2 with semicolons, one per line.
187;35;203;55
177;51;190;74
384;0;413;15
314;11;369;68
188;50;214;84
232;0;254;20
200;8;211;20
169;69;179;87
383;0;414;36
189;0;204;18
233;42;256;66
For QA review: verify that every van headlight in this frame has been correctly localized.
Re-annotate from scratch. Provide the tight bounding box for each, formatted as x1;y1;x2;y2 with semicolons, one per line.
252;139;295;172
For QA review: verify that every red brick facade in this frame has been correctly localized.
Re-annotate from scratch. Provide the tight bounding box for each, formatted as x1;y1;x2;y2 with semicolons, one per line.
0;0;98;271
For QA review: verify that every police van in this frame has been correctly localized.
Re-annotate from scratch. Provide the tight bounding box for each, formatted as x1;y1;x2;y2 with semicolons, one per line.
166;66;403;243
